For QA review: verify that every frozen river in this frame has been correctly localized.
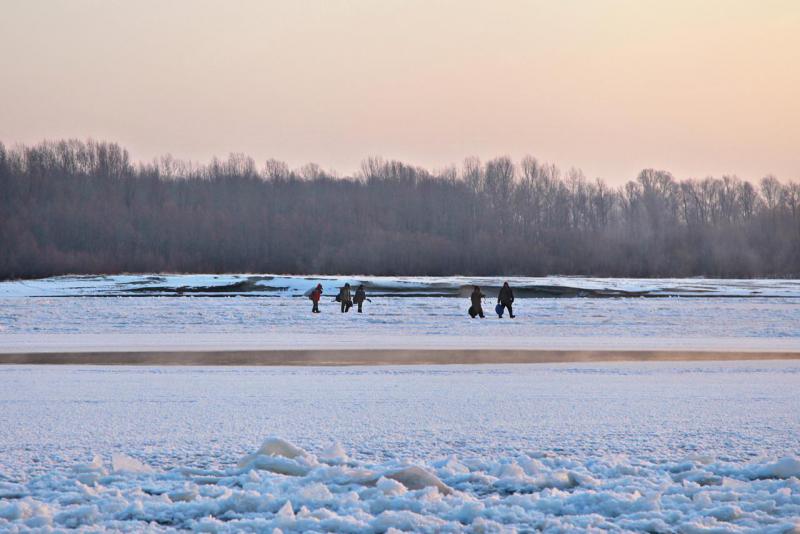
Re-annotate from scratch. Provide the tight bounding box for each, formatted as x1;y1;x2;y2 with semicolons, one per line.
1;363;799;531
1;274;800;352
1;275;799;530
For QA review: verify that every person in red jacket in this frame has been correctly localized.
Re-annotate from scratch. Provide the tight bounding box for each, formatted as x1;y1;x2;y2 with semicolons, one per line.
310;283;322;313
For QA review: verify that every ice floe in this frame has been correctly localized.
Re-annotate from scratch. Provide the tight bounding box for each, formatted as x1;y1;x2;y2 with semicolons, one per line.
1;438;799;532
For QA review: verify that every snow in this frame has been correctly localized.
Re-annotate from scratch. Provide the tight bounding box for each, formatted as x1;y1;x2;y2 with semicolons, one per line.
1;276;800;353
3;273;800;298
111;453;154;474
1;363;799;531
754;458;800;480
1;275;799;529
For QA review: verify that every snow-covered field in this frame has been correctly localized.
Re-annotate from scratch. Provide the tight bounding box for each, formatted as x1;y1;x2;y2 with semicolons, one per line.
1;275;800;353
1;363;799;532
2;276;799;530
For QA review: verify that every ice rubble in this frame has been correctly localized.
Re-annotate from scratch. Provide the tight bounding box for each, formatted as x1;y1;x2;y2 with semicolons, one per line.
1;438;799;532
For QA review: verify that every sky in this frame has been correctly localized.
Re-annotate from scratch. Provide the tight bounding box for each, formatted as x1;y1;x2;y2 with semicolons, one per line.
1;0;798;183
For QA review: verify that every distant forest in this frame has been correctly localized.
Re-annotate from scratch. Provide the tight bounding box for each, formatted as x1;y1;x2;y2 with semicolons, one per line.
1;139;798;280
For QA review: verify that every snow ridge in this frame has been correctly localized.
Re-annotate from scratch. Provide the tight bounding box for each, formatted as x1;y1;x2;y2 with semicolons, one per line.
4;274;800;298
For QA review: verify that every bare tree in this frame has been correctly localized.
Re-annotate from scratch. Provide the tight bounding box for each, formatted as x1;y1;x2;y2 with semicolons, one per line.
0;139;798;280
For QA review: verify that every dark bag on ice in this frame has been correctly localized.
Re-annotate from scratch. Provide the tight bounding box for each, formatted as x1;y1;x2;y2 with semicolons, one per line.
495;303;504;317
468;306;477;318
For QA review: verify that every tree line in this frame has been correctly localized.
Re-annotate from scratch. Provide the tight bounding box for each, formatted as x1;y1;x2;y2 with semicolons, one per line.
1;139;798;280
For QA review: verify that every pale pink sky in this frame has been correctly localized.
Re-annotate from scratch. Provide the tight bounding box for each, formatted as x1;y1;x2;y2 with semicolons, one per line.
1;0;798;183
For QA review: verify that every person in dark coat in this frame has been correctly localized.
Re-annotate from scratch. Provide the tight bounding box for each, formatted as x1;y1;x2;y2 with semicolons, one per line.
310;283;322;313
469;285;485;318
338;283;353;313
354;284;367;313
497;281;515;318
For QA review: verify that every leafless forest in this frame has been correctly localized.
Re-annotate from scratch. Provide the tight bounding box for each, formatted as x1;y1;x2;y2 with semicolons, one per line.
1;140;798;279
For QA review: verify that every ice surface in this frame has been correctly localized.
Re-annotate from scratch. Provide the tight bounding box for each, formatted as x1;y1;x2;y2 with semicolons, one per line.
2;277;800;353
3;273;800;298
1;276;799;529
111;453;153;474
1;363;799;531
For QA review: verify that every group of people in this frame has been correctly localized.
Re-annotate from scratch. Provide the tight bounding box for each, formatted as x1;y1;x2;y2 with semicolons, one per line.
308;281;516;319
309;282;369;314
469;282;515;319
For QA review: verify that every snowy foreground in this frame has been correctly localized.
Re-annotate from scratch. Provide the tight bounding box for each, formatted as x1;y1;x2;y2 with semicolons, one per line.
2;363;799;532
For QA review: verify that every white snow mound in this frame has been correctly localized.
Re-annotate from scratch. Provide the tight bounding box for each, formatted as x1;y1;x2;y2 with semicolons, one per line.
3;441;800;532
111;453;153;474
237;437;315;473
755;456;800;479
385;466;453;495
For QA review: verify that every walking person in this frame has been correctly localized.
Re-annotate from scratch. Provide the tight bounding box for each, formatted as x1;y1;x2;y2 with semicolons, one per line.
497;281;515;318
337;283;353;313
309;283;323;313
354;284;368;313
468;285;485;318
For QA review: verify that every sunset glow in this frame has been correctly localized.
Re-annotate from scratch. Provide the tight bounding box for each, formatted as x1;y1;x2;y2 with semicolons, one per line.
1;0;798;182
